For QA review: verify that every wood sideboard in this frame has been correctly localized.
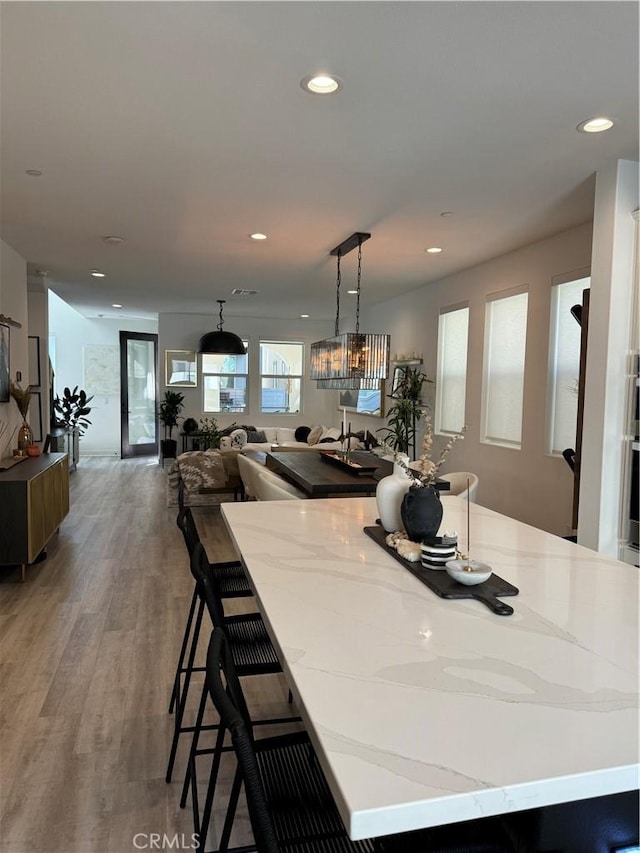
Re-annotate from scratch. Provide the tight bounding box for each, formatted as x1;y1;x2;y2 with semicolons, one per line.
0;453;70;581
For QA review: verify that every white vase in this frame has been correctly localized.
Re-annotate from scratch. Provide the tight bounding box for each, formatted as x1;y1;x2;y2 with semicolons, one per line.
376;456;411;533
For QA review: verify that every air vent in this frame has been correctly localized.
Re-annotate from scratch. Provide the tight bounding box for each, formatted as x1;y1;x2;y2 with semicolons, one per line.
231;289;260;296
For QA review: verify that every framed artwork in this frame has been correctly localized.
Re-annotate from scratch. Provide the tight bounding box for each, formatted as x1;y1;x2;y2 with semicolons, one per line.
338;383;384;418
0;323;9;403
84;345;120;396
28;391;43;442
28;336;41;387
165;350;197;387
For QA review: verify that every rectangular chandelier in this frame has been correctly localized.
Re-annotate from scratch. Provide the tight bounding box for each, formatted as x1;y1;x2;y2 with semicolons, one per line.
310;332;390;389
311;231;391;390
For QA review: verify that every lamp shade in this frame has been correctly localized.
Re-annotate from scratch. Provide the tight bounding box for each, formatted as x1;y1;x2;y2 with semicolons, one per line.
197;330;246;355
310;332;390;388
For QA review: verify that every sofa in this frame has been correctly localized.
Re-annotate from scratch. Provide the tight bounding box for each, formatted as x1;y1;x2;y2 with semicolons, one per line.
219;424;348;453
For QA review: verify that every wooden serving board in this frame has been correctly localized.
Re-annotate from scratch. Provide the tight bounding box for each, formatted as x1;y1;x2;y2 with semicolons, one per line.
364;525;519;616
319;451;378;475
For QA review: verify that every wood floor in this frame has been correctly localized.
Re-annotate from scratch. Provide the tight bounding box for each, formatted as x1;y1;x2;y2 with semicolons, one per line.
0;457;293;853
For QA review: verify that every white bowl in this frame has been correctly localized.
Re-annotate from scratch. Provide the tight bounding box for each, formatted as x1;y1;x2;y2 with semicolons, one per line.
445;559;492;586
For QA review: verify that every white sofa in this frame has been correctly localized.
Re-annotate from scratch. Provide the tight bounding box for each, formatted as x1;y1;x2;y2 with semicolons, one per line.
220;425;348;453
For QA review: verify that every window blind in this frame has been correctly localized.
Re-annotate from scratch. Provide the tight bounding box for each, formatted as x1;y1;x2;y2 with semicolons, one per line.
547;277;589;454
481;289;528;448
436;305;469;434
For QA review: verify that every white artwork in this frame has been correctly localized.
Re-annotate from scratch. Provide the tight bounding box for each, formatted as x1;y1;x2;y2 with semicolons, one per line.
83;345;120;396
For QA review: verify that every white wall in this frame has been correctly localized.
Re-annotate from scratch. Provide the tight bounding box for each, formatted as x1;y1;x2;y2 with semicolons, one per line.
579;159;639;557
362;221;594;537
49;291;157;456
28;284;50;442
158;312;339;431
0;240;28;458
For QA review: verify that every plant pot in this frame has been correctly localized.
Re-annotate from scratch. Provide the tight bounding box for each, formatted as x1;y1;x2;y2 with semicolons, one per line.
400;484;443;543
161;439;177;459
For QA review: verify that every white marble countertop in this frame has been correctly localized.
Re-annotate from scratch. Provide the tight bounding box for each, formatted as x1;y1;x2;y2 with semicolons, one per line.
220;496;639;840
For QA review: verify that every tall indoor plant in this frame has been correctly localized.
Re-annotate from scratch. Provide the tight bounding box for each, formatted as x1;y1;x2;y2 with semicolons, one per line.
378;367;431;457
158;390;185;459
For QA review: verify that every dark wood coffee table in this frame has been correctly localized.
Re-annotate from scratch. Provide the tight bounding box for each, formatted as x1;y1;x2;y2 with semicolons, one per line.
265;451;380;497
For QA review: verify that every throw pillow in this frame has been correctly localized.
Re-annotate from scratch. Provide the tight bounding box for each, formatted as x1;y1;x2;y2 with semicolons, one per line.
320;427;341;442
246;429;268;444
294;425;311;443
229;428;247;449
307;425;324;446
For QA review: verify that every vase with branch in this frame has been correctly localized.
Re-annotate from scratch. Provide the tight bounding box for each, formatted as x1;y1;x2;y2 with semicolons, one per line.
9;381;34;455
379;412;467;542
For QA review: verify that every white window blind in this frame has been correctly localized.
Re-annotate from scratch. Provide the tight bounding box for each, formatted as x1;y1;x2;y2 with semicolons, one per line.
435;305;469;434
481;289;528;448
546;276;589;454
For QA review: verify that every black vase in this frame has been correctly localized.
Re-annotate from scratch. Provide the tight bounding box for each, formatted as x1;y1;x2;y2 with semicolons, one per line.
401;484;443;543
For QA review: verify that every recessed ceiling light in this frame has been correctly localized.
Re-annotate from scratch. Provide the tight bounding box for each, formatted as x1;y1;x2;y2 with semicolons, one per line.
102;235;125;244
347;290;358;295
425;247;443;254
36;269;49;277
577;117;614;133
300;314;310;318
250;233;268;241
300;74;342;95
440;211;454;218
25;169;42;176
90;269;105;277
112;303;122;309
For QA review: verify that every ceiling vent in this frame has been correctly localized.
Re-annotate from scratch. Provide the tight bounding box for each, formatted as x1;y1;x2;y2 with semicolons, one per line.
231;288;260;296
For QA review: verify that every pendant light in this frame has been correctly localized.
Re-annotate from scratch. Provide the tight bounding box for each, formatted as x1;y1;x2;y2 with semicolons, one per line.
310;232;390;390
198;300;246;355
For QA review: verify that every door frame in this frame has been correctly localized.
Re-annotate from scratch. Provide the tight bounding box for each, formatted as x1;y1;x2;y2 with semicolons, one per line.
119;331;159;458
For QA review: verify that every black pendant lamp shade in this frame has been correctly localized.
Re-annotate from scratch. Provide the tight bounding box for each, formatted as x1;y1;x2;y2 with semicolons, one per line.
198;300;246;355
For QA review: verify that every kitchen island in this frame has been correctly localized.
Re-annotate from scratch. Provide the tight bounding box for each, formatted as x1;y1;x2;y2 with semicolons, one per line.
218;496;639;842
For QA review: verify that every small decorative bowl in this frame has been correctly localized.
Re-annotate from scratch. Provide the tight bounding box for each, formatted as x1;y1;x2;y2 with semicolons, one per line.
445;559;492;586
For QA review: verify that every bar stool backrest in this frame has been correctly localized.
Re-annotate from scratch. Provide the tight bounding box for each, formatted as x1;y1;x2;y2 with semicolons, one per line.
206;628;279;853
190;543;225;628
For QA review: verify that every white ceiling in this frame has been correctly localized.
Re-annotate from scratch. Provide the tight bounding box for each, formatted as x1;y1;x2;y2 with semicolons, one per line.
1;1;638;322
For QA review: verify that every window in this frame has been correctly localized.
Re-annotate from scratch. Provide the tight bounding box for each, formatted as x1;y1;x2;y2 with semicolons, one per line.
259;341;303;414
481;287;529;449
435;304;469;434
546;274;590;455
202;346;248;413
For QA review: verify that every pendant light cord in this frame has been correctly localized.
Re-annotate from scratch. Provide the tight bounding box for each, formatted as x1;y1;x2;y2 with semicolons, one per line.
217;300;225;332
334;254;341;336
355;237;362;334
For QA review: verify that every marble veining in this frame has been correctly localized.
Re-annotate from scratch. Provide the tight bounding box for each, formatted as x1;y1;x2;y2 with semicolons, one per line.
220;496;639;839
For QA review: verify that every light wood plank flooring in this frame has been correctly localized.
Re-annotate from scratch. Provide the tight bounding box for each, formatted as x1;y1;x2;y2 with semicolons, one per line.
0;457;293;853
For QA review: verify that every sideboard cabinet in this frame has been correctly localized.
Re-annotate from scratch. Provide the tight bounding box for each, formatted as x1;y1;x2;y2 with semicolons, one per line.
0;453;70;580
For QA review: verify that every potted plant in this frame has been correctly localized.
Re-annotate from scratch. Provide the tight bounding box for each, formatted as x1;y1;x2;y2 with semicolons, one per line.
53;386;94;435
198;416;222;450
378;367;432;456
158;390;185;460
